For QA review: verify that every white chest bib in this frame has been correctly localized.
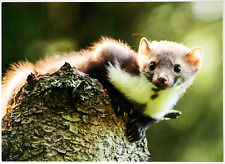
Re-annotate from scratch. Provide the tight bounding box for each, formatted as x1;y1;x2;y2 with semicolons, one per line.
107;63;186;120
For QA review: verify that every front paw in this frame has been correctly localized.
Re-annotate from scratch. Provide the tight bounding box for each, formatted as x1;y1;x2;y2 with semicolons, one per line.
126;114;157;142
162;109;182;120
110;95;132;116
126;118;146;142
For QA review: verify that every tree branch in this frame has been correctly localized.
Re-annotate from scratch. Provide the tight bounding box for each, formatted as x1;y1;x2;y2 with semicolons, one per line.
2;62;152;162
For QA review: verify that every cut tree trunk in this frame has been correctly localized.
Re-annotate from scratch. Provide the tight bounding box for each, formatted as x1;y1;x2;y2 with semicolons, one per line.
2;63;152;162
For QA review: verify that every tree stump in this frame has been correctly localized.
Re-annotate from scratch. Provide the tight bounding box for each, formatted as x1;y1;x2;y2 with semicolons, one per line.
2;62;152;161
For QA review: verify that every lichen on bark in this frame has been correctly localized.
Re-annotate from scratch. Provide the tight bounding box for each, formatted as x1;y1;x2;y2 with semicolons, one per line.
2;62;151;161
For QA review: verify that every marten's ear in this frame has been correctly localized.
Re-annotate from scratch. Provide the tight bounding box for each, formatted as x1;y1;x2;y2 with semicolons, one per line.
139;37;151;56
186;47;203;68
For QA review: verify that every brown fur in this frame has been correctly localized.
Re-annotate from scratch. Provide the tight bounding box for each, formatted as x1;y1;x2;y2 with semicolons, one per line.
1;37;203;122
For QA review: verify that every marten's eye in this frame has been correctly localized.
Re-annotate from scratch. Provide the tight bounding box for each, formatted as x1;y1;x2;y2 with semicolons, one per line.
149;62;157;71
174;65;181;73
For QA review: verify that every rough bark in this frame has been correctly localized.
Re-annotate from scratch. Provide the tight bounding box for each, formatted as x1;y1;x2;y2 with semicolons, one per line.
2;62;151;162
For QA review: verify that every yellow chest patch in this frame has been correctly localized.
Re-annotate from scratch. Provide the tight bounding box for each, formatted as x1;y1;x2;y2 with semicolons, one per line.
107;63;186;120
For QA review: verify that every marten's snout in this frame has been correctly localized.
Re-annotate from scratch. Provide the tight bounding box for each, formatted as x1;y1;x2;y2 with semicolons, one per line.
157;76;168;85
153;74;170;90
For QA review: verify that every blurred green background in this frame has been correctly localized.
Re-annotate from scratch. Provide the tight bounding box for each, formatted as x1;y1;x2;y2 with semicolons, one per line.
2;2;223;162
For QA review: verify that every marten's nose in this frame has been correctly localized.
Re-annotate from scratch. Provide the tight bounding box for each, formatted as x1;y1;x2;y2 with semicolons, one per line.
153;74;170;90
158;76;168;84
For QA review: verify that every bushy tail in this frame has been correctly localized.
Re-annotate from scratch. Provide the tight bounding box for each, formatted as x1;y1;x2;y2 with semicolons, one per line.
1;61;35;117
1;53;89;118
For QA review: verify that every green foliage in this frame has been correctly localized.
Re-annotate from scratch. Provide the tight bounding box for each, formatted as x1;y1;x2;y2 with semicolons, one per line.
2;2;223;162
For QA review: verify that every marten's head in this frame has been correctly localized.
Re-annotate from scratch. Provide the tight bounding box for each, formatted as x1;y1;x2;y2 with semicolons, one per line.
137;37;203;90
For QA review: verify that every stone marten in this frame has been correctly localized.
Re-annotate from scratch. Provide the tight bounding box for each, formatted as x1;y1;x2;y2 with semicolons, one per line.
2;37;203;142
